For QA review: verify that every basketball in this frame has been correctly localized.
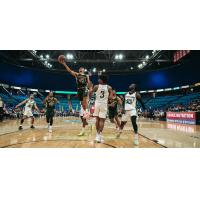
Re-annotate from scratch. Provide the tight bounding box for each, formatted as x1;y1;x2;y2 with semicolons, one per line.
58;55;65;63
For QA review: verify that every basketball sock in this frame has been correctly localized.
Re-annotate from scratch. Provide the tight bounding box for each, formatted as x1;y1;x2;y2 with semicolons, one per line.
20;119;24;124
134;133;138;140
96;131;100;136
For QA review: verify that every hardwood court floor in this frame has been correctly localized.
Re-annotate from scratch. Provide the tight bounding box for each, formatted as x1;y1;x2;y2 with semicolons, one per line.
0;117;162;148
1;117;200;148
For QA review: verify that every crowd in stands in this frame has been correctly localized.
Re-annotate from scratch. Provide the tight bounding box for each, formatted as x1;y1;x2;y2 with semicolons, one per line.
0;86;200;122
168;100;200;112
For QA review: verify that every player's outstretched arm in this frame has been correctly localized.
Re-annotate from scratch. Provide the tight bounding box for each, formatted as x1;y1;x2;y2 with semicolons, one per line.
136;92;146;110
15;99;28;108
89;85;98;95
59;58;78;77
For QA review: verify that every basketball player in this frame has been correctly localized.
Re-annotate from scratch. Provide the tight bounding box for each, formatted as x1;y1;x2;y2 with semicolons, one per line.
15;94;40;130
108;89;122;129
90;75;112;143
117;84;146;146
58;55;91;118
43;92;58;133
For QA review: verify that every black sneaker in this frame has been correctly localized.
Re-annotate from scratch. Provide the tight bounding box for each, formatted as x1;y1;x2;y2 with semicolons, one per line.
30;125;35;129
18;126;23;130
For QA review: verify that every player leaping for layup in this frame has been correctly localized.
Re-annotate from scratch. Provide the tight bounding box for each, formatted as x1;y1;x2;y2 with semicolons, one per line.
89;75;112;143
58;55;91;118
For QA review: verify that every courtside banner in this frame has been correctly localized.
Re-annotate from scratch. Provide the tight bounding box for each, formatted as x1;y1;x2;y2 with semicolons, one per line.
166;112;196;125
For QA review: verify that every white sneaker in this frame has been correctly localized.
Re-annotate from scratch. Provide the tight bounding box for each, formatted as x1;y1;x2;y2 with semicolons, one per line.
95;134;101;143
78;130;85;136
134;138;139;146
100;135;104;143
47;123;50;129
116;129;122;138
48;126;52;133
116;132;121;139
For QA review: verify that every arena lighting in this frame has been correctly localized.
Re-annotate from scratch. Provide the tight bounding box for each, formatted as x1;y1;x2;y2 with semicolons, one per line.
152;50;157;54
181;85;189;89
140;91;147;93
164;88;172;91
40;55;43;59
28;88;38;92
115;54;124;60
145;55;149;60
45;60;48;64
47;63;52;68
45;90;50;93
118;54;123;60
13;86;21;90
138;64;143;69
130;67;133;70
66;54;74;60
142;61;146;65
156;89;164;92
84;69;87;72
46;54;50;59
173;87;180;90
103;69;106;72
93;68;96;73
1;84;9;88
195;82;200;86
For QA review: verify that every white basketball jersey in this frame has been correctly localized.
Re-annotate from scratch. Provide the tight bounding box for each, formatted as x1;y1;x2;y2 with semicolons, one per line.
124;92;136;111
95;84;109;104
25;99;35;109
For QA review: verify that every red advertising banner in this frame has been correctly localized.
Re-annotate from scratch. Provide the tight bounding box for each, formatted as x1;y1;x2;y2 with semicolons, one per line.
173;50;190;63
166;112;196;125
